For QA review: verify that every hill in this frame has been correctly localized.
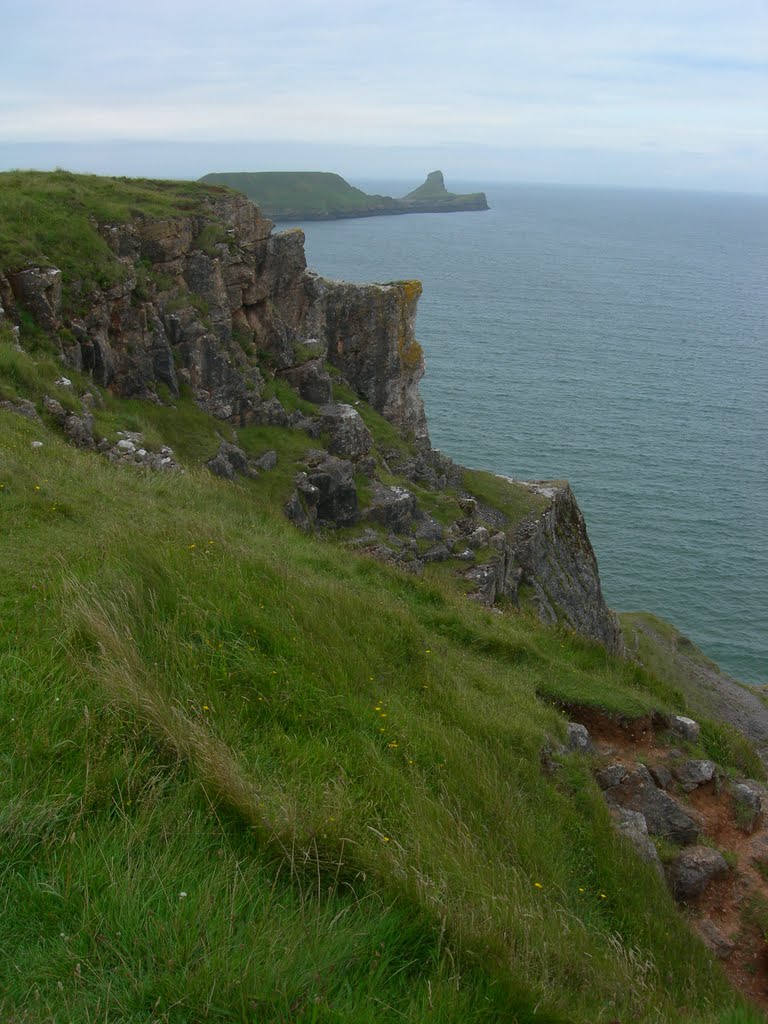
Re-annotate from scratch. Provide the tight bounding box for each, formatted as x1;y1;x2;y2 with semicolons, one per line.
0;169;766;1022
197;169;489;220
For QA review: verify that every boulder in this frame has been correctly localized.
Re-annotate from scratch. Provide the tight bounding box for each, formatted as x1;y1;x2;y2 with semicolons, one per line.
421;544;451;563
566;722;593;754
367;483;417;533
665;846;728;902
731;781;763;833
62;411;95;448
668;715;701;743
414;515;444;542
672;759;716;793
596;763;627;790
206;452;235;480
255;397;290;427
0;398;39;421
467;526;490;550
253;449;278;471
318;403;373;460
462;565;498;603
8;266;62;331
206;441;259;480
696;919;735;960
604;764;699;844
306;456;359;527
284;473;320;532
610;807;663;875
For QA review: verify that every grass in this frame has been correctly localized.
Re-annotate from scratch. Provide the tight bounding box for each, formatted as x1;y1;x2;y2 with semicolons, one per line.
0;169;231;308
198;171;400;219
461;467;548;525
0;402;760;1022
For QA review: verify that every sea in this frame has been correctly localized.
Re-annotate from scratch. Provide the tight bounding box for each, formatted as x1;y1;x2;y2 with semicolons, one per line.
298;182;768;686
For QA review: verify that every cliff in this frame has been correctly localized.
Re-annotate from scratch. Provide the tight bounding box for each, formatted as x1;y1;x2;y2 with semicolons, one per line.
0;170;618;654
2;170;766;1021
197;169;489;221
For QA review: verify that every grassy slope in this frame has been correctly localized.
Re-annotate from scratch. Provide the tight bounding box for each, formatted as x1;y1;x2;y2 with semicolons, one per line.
0;345;763;1023
0;172;761;1021
0;170;228;304
198;172;399;218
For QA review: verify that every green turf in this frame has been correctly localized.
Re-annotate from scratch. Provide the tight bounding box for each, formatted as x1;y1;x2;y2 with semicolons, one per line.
0;397;759;1023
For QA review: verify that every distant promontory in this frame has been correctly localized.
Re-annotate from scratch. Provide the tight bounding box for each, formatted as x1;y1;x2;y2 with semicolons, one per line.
197;169;489;221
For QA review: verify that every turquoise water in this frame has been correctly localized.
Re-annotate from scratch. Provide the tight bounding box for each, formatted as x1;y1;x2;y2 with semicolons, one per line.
300;184;768;685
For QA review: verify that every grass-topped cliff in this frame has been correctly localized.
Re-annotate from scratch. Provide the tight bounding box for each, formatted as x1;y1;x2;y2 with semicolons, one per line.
0;171;765;1023
198;169;489;221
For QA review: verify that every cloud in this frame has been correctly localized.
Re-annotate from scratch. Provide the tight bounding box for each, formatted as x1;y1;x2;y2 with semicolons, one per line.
1;0;766;190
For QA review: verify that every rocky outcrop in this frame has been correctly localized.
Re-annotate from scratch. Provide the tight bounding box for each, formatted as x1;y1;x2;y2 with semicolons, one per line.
3;182;628;657
602;763;700;844
3;193;428;441
452;479;623;655
665;846;729;902
503;482;624;655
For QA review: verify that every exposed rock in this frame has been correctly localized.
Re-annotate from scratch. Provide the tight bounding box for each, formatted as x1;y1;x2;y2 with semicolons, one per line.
501;481;625;655
42;394;95;448
731;781;763;833
414;515;444;542
284;474;320;532
42;395;66;422
604;764;699;844
288;410;322;437
253;449;278;472
8;267;62;332
206;441;259;480
668;715;701;743
206;452;235;480
391;448;450;490
696;919;735;960
566;722;593;754
62;411;95;448
665;846;728;902
747;830;768;869
252;397;290;427
306;456;359;527
596;764;627;790
366;483;417;533
455;548;475;562
0;397;39;421
279;358;332;403
672;760;717;793
467;526;490;550
105;432;178;471
649;764;674;790
610;807;664;875
318;403;373;459
322;279;428;441
421;544;451;563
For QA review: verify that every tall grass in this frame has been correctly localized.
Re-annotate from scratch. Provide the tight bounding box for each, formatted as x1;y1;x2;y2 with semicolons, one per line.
0;407;758;1021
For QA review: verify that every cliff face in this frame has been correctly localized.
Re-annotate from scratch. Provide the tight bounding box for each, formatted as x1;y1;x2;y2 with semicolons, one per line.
509;482;624;653
1;184;620;654
0;193;427;438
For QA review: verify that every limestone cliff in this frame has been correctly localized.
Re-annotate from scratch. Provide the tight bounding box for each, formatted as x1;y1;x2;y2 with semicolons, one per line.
0;181;620;654
0;192;427;439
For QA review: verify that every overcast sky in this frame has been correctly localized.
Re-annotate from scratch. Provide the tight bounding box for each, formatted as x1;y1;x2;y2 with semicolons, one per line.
1;0;766;192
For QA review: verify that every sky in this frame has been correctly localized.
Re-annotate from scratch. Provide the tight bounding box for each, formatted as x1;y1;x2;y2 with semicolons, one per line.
1;0;767;192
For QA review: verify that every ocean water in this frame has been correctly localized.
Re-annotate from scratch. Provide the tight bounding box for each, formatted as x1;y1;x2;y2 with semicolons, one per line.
299;184;768;685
